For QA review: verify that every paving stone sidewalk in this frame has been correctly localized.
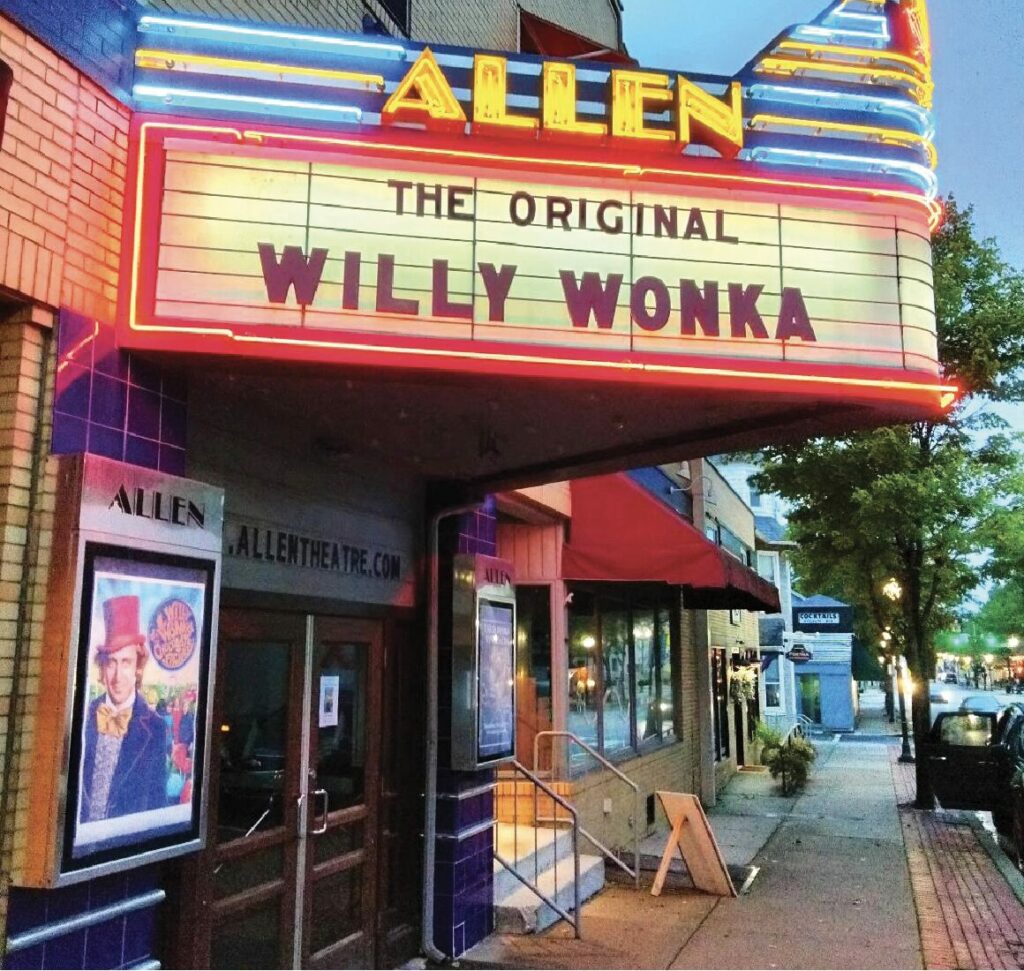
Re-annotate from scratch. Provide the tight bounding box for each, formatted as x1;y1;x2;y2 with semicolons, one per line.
463;738;1024;971
892;755;1024;970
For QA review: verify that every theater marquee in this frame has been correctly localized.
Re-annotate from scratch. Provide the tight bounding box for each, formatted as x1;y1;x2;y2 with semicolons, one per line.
122;122;942;398
119;1;954;415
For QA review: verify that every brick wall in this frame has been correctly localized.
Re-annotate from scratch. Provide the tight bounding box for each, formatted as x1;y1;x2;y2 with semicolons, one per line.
0;14;130;323
0;0;136;99
0;308;56;933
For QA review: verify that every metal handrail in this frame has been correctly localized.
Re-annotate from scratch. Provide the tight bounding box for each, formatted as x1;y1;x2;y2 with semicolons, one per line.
493;760;582;939
533;730;641;888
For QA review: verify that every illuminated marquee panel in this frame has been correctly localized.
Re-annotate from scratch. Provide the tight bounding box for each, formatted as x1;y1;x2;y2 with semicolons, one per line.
122;121;944;407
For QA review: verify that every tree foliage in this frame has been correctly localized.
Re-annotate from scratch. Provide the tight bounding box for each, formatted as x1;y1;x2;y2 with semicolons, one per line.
747;198;1024;807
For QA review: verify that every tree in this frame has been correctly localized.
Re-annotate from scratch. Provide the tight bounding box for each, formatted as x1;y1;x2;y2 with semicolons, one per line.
749;198;1024;809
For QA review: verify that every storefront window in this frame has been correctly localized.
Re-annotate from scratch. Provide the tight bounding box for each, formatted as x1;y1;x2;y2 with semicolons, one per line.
602;610;632;755
567;589;677;765
764;653;782;708
568;599;600;753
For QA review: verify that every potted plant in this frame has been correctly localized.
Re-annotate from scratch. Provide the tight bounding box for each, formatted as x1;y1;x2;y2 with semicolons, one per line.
756;723;817;796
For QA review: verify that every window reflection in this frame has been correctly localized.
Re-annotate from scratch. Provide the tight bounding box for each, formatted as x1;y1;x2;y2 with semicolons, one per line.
217;641;289;843
566;590;677;764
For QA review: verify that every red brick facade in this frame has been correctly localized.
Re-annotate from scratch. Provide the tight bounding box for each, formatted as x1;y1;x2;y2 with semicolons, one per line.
0;16;128;321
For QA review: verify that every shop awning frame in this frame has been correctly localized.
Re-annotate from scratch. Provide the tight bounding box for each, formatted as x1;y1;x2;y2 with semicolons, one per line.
562;473;781;613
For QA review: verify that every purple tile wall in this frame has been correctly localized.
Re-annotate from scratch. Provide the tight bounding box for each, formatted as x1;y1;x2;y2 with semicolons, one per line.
433;497;498;958
5;868;162;970
53;309;187;474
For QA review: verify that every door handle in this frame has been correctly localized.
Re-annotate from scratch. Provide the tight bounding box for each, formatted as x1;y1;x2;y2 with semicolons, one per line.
313;787;329;835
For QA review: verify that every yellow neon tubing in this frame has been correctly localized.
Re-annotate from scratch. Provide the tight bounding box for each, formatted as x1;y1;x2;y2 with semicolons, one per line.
777;40;929;80
749;113;937;168
135;49;385;91
756;56;933;108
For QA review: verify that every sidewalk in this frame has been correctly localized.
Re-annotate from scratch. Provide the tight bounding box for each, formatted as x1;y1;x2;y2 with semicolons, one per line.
464;736;1024;971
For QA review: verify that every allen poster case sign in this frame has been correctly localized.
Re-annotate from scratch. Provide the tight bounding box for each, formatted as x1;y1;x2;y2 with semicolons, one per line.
24;454;224;886
451;554;516;769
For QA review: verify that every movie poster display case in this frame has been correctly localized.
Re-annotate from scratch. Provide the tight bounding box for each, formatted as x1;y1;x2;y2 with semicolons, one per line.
451;554;517;770
23;455;223;886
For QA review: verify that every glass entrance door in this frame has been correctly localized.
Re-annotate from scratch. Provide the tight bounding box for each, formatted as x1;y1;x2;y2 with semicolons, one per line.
302;618;382;969
194;610;382;969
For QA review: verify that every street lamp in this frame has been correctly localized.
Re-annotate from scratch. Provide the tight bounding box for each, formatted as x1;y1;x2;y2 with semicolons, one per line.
882;579;914;763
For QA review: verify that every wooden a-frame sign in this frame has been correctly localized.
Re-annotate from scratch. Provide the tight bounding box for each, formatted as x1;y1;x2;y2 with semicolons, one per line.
650;791;736;898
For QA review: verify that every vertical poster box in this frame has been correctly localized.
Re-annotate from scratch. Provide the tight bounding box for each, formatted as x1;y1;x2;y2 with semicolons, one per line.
23;454;223;886
451;554;517;770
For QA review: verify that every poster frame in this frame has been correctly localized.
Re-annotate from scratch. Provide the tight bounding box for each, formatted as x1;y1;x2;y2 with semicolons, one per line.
57;539;217;880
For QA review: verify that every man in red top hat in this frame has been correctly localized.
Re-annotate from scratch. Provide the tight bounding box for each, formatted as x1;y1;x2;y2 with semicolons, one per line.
80;595;169;823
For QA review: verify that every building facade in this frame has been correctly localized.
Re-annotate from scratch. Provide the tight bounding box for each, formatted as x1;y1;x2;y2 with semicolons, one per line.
0;0;943;966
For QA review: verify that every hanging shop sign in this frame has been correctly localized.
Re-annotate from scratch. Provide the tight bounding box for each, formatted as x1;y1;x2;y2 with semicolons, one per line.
450;554;517;769
793;604;854;632
120;1;954;413
24;454;223;887
786;644;814;664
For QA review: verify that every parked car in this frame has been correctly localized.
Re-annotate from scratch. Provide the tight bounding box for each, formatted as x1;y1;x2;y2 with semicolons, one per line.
943;672;958;685
959;695;1004;714
924;703;1024;873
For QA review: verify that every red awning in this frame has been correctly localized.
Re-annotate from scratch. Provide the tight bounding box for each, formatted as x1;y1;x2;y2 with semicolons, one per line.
563;474;781;613
519;10;635;64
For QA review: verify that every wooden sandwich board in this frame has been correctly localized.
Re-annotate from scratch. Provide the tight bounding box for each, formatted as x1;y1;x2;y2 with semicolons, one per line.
651;791;736;898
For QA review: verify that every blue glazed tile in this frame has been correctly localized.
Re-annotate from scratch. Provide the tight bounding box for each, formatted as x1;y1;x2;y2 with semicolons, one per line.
51;414;89;455
161;371;188;403
158;444;186;476
126;387;161;440
125;866;160;896
57;309;93;360
121;904;157;965
87;422;125;461
43;928;86;969
125;434;160;471
128;356;163;394
84;918;125;969
92;325;129;380
90;374;127;430
54;363;93;420
4;942;44;969
6;888;48;935
160;397;187;449
88;872;127;908
45;881;91;922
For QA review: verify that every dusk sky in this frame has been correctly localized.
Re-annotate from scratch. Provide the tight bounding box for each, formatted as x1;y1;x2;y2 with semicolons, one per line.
623;0;1024;271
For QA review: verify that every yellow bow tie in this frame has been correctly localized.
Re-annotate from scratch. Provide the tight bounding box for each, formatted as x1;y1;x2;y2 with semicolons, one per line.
97;704;132;738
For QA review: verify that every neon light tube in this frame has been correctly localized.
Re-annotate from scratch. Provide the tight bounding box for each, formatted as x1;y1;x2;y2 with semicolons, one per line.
749;113;936;167
745;84;933;135
777;41;928;79
136;15;406;59
135;49;386;91
751;146;938;197
133;85;364;121
795;26;889;45
756;57;933;108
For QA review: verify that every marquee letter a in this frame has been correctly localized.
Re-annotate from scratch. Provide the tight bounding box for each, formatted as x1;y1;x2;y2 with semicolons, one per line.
382;47;466;130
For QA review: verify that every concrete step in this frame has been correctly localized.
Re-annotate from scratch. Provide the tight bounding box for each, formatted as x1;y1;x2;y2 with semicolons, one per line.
493;823;575;899
494;852;605;934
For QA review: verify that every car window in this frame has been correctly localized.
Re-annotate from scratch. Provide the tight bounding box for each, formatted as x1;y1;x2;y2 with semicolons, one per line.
938;713;994;746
